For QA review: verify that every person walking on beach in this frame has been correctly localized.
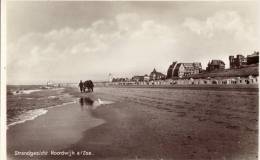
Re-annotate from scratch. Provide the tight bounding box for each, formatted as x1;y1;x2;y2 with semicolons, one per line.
82;80;94;92
79;80;84;93
84;81;88;92
89;80;94;92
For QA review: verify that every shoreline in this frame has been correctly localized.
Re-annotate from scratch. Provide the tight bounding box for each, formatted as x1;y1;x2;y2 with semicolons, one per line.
7;101;77;129
7;87;258;160
7;87;76;127
7;94;106;160
64;87;258;160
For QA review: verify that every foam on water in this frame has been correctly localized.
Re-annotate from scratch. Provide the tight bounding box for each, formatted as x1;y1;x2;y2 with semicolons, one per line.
47;101;77;110
92;98;114;109
12;87;64;95
94;98;114;106
48;96;57;99
7;100;77;129
12;89;42;95
7;109;48;129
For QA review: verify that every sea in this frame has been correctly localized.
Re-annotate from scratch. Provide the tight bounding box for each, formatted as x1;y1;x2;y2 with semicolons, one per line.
6;85;258;160
6;85;258;133
7;85;76;128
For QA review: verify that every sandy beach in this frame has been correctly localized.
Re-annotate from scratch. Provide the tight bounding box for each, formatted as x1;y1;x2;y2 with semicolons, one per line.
7;86;258;160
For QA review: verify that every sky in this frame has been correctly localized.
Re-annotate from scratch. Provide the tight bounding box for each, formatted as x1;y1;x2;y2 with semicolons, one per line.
6;1;260;84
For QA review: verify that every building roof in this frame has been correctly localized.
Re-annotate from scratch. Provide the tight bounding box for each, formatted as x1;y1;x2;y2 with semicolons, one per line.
179;63;202;69
182;63;194;68
193;62;202;68
173;63;182;76
150;68;165;76
209;60;225;65
132;75;144;78
247;51;259;58
151;68;157;73
156;72;165;76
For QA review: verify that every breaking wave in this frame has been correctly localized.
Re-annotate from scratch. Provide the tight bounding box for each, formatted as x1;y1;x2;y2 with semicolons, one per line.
7;101;77;129
7;109;48;128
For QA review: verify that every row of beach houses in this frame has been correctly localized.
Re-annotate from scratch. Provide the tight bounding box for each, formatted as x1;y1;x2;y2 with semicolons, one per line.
110;76;258;86
109;51;259;86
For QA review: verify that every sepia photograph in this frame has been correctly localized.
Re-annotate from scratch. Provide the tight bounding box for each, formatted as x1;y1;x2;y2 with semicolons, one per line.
3;1;259;160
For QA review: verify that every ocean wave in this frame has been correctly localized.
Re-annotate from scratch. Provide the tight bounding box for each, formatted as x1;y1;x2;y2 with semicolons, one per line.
47;101;77;109
52;88;65;90
93;99;114;109
11;87;64;96
94;99;114;106
7;108;48;129
47;96;58;99
7;100;77;129
12;89;42;95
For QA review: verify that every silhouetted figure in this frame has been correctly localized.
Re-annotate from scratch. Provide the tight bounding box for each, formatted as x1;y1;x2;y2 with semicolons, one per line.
89;80;94;92
79;80;84;93
83;84;86;93
83;81;88;92
83;80;94;92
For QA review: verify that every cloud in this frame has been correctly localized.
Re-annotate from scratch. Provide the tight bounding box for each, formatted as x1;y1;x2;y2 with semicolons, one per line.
7;13;176;84
7;10;259;84
183;11;258;41
116;13;141;31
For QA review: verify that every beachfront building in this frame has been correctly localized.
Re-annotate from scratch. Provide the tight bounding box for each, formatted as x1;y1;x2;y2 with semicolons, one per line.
144;75;150;81
132;74;150;82
172;76;258;85
206;60;225;72
229;51;259;69
166;61;178;79
110;77;135;85
166;62;202;78
247;51;259;65
112;77;130;82
149;68;166;80
132;76;144;82
229;55;247;69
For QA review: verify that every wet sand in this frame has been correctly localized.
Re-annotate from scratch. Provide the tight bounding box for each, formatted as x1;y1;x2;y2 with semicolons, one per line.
7;94;105;159
7;87;258;160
